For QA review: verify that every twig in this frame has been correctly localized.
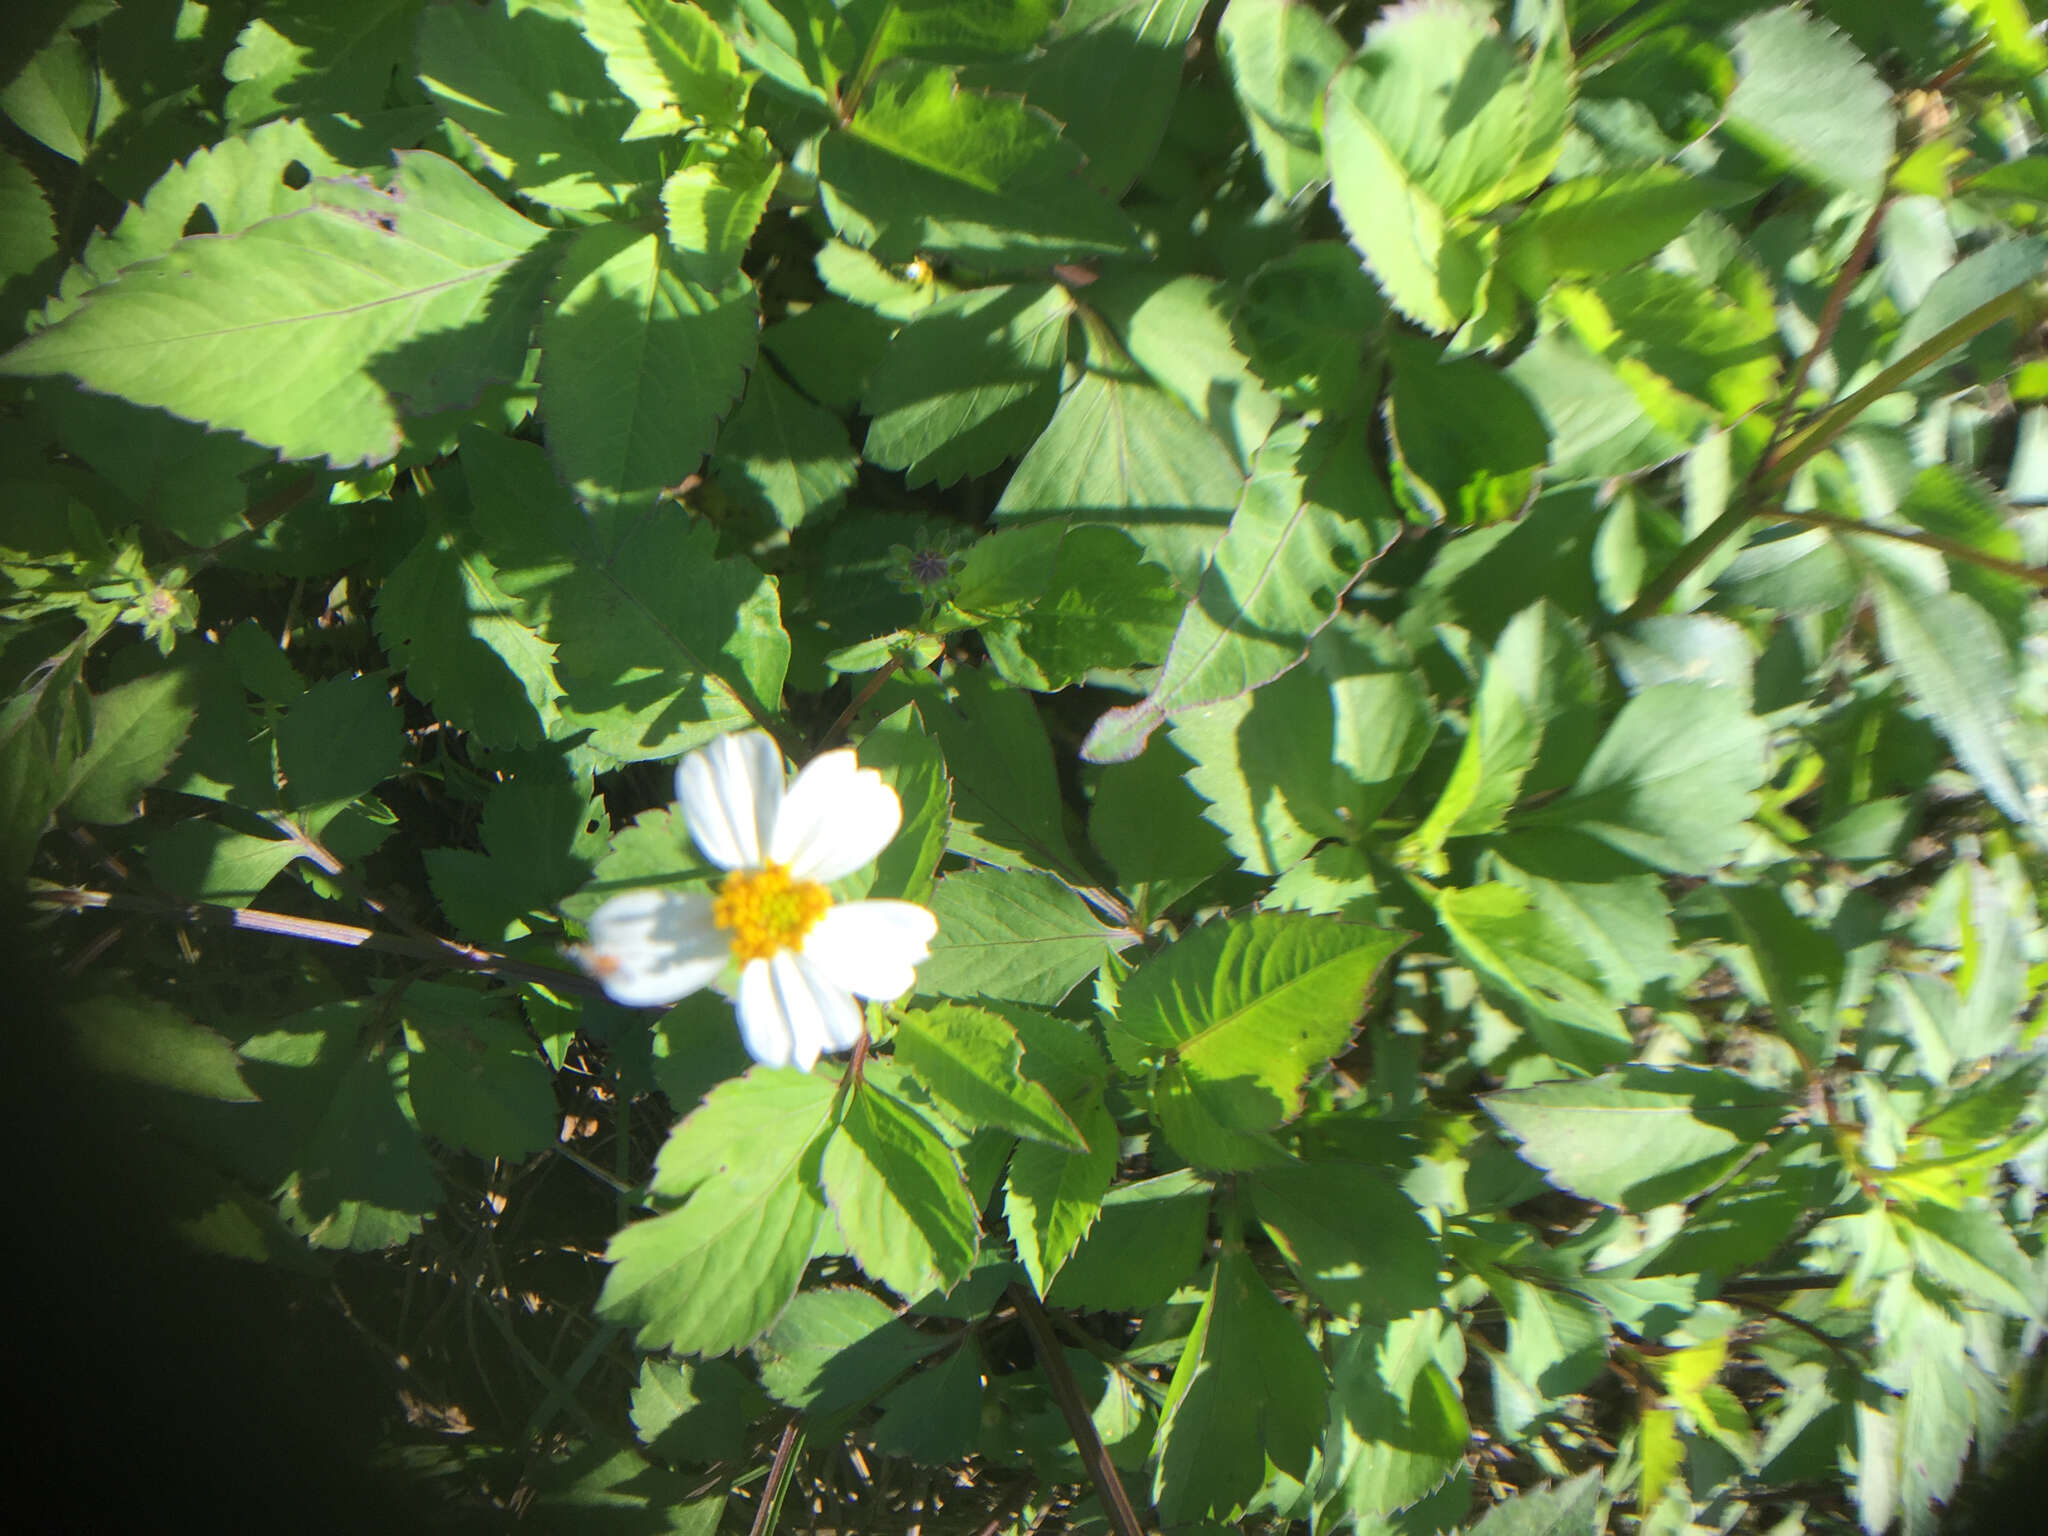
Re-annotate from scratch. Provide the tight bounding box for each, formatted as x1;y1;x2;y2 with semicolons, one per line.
1007;1284;1148;1536
1727;1293;1863;1373
749;1417;805;1536
818;650;912;751
1766;505;2048;587
39;886;608;998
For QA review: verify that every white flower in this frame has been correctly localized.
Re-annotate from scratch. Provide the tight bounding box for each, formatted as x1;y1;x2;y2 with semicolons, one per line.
574;731;939;1071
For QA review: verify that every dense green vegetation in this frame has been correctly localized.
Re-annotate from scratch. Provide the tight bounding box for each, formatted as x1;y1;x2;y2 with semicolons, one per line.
6;1;2048;1532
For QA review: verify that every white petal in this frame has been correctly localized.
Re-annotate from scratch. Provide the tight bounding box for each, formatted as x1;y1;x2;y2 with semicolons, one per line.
579;890;727;1009
797;953;868;1053
735;959;797;1069
770;749;903;883
677;730;784;871
802;899;939;1001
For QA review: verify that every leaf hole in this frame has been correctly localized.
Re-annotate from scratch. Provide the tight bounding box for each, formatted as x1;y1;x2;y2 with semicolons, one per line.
281;160;311;190
182;205;218;238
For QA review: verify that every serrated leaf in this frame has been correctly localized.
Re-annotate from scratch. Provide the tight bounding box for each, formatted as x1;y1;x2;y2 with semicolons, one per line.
400;983;556;1161
819;61;1140;266
148;821;303;907
415;0;655;211
867;0;1055;66
548;516;788;764
1112;913;1405;1135
1152;1248;1327;1523
822;1080;980;1298
1219;0;1349;201
1871;577;2038;835
1723;6;1894;201
896;1002;1085;1148
1521;682;1767;874
1435;882;1634;1067
0;147;57;288
1005;1091;1117;1294
1386;330;1549;524
1484;1065;1788;1209
1500;1276;1609;1398
754;1286;944;1415
630;1357;749;1463
917;867;1135;1007
1895;1202;2040;1318
1463;1470;1603;1536
540;223;758;508
1169;661;1345;876
1084;419;1398;762
993;362;1246;592
862;281;1071;488
579;0;746;126
870;1339;987;1465
375;527;562;748
600;1069;837;1355
274;674;403;810
1045;1169;1211;1310
1321;1329;1467;1520
68;994;257;1102
1501;167;1744;292
224;0;424;129
661;128;779;285
1247;1162;1442;1322
61;668;198;824
978;526;1184;693
710;361;857;530
2;153;551;468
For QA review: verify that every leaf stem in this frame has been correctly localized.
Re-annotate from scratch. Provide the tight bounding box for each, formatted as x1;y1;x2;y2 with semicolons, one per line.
1764;505;2048;587
1006;1284;1148;1536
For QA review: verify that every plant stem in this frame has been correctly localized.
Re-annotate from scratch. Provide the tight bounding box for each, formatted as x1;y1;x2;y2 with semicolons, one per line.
749;1417;805;1536
40;886;607;997
1766;505;2048;587
1007;1284;1148;1536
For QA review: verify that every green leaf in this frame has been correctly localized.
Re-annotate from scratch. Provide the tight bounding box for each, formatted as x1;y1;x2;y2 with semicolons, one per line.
540;223;758;507
822;1079;981;1298
1870;576;2038;835
1247;1163;1442;1323
1722;6;1894;201
1046;1168;1211;1310
1406;601;1601;871
1889;238;2048;372
1462;1470;1603;1536
895;1002;1085;1148
274;674;403;810
2;153;551;468
918;867;1135;1007
1324;0;1567;331
0;147;57;289
1169;661;1345;876
529;1446;726;1531
224;0;425;129
819;61;1140;266
1501;167;1744;291
1499;1277;1608;1398
600;1068;838;1354
754;1286;944;1415
1083;418;1399;763
1085;271;1282;469
865;0;1055;67
1522;682;1767;874
1152;1248;1327;1523
579;0;747;128
1088;732;1233;888
994;362;1247;592
962;0;1207;197
60;667;198;824
1004;1090;1118;1294
661;128;781;284
1321;1330;1468;1521
1235;243;1386;413
1434;882;1634;1067
374;527;562;749
548;516;788;765
2;27;94;161
1895;1203;2039;1318
1484;1065;1788;1209
870;1340;987;1465
414;0;655;210
1385;331;1549;524
1111;913;1406;1136
1491;833;1681;1000
1218;0;1349;201
400;984;557;1162
709;361;857;530
68;994;257;1101
630;1357;750;1463
861;281;1072;487
148;820;303;907
977;526;1183;692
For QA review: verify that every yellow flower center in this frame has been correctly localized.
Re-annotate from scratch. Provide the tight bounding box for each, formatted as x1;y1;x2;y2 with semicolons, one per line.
712;862;831;965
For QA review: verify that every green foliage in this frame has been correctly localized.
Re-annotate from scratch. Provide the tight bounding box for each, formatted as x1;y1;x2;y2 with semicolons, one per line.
11;2;2048;1531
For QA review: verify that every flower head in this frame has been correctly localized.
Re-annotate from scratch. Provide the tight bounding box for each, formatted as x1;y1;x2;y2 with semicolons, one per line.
574;731;938;1071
